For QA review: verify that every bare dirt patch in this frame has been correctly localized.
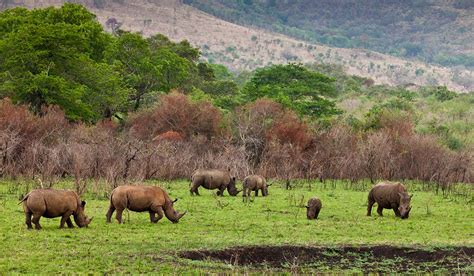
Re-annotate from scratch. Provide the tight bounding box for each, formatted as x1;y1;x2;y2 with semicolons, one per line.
180;245;473;273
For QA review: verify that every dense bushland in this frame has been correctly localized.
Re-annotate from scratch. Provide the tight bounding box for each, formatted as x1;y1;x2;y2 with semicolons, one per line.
1;96;471;194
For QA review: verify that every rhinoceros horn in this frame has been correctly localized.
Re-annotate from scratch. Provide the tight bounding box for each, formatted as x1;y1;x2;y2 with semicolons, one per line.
177;211;187;220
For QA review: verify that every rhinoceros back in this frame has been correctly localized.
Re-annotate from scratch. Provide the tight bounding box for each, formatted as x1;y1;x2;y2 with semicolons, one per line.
370;182;407;208
24;189;79;218
193;169;230;189
244;175;265;189
111;185;166;212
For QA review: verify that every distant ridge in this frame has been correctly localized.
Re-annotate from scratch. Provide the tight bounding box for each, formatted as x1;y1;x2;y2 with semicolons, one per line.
2;0;473;92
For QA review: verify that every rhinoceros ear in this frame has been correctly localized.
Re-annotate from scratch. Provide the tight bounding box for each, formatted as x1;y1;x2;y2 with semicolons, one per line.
81;200;86;207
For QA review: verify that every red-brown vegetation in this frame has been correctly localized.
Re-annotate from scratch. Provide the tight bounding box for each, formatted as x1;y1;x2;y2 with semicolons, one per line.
0;97;471;193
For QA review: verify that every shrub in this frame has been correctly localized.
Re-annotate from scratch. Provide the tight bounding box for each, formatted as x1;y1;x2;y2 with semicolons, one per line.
128;91;222;140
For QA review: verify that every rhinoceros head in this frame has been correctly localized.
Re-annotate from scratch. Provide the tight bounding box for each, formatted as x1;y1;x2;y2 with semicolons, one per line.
164;198;187;223
227;177;241;196
305;198;320;220
398;193;413;219
262;183;272;196
74;200;93;227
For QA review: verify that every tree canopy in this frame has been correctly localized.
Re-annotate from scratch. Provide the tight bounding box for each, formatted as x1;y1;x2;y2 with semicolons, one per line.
0;4;125;121
0;4;219;121
241;64;340;117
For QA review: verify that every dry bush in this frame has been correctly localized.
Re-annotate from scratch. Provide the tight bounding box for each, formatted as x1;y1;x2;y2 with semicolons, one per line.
126;135;249;180
358;131;393;183
128;91;222;141
267;111;311;149
306;125;359;181
0;99;70;181
0;97;471;191
259;141;306;180
154;130;184;142
234;98;284;167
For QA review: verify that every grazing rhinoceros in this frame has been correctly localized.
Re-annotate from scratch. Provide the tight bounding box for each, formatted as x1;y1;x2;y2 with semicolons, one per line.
242;175;271;202
20;189;93;230
306;197;322;220
190;169;240;196
367;181;412;219
106;185;186;224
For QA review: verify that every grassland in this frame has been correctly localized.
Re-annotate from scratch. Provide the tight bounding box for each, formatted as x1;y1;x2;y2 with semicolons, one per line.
0;179;472;273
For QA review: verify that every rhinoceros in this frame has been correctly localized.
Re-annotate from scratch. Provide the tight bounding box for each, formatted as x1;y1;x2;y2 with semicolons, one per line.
242;175;271;202
306;197;322;220
20;189;93;230
190;169;240;196
106;185;186;224
367;181;412;219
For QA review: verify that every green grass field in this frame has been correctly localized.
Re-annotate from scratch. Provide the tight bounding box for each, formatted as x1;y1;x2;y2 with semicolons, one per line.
0;179;472;273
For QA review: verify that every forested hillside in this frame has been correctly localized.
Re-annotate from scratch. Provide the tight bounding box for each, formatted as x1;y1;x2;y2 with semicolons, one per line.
184;0;474;68
1;0;473;92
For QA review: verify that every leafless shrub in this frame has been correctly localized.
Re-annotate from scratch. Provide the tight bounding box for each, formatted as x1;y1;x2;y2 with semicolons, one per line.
0;97;471;192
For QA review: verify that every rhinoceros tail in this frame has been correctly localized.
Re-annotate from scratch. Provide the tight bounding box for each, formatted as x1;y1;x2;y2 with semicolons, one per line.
109;189;116;204
18;193;30;205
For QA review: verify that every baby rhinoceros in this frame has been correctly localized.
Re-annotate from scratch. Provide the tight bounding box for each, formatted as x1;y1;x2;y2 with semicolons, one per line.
306;197;322;220
242;175;271;202
106;185;186;224
367;181;412;219
20;189;93;230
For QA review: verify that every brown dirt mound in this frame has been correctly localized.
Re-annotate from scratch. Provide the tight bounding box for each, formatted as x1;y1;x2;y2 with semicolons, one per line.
180;245;473;272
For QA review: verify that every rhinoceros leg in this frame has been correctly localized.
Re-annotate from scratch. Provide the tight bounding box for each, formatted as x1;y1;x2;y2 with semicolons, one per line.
106;205;116;223
155;207;164;222
25;211;33;229
149;211;156;223
393;206;401;217
190;183;201;196
377;206;384;217
393;209;401;217
217;185;226;197
31;213;42;230
60;211;73;228
315;210;320;220
149;207;163;223
367;198;375;216
66;217;74;228
242;188;249;202
255;189;259;197
115;208;124;224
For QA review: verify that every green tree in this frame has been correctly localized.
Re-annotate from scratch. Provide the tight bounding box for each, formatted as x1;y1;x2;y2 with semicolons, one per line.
241;64;340;117
107;32;192;110
0;4;126;121
432;86;457;102
106;32;156;110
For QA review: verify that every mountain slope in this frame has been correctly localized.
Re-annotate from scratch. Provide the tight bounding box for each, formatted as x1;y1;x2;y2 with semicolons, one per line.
2;0;473;92
184;0;474;69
